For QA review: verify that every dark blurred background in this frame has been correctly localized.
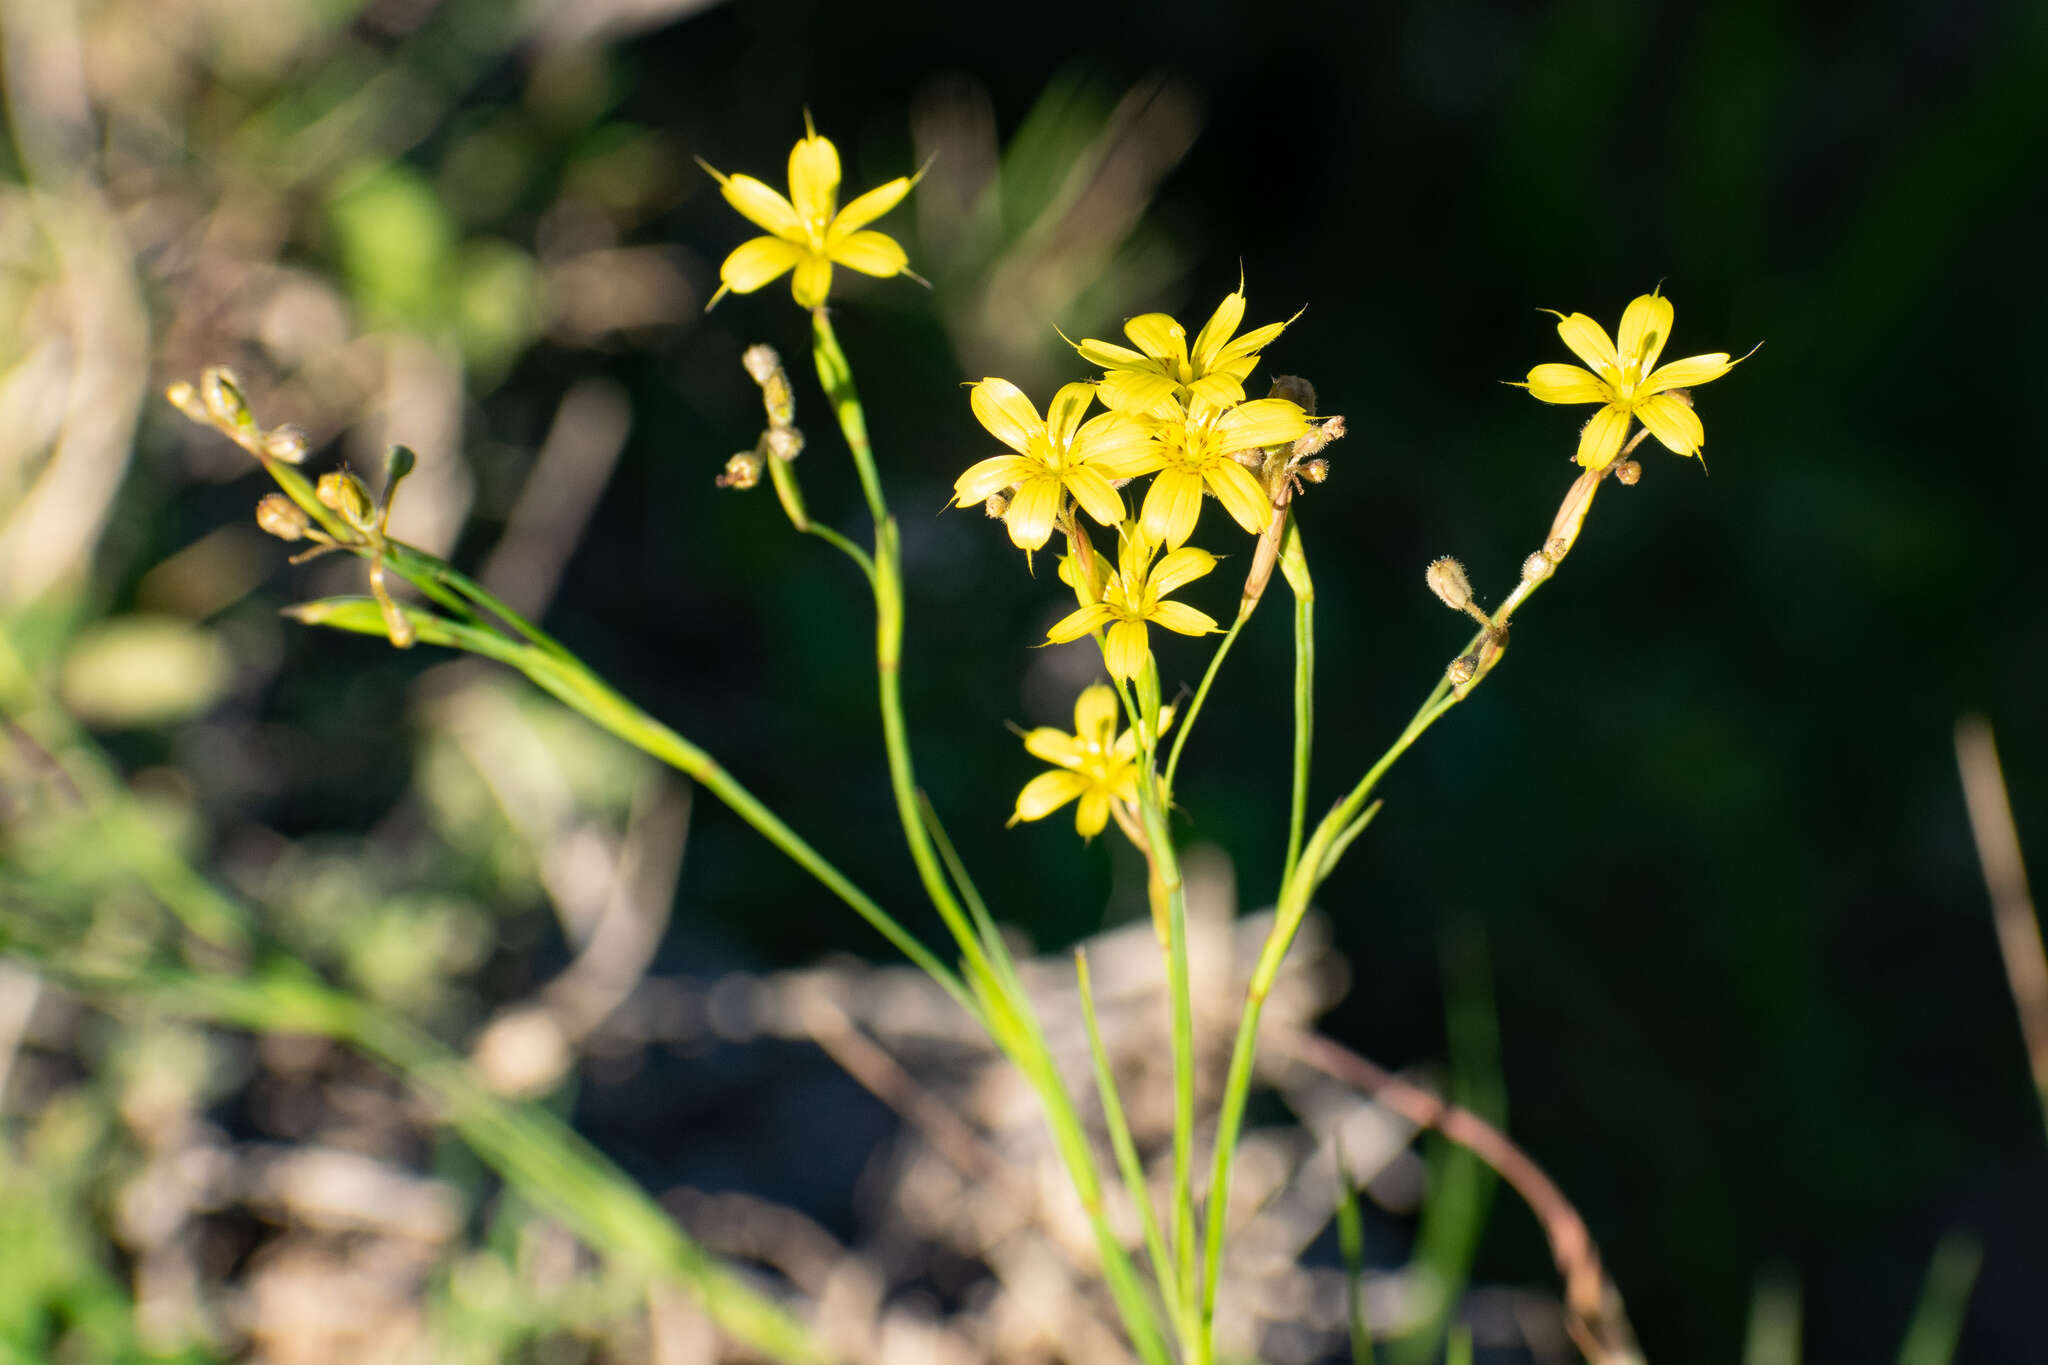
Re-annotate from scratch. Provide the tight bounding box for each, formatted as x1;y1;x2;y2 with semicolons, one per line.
5;0;2046;1361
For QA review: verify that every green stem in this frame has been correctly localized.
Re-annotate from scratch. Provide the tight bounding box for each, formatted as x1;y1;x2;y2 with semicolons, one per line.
1281;521;1315;887
1161;611;1248;796
1134;742;1198;1344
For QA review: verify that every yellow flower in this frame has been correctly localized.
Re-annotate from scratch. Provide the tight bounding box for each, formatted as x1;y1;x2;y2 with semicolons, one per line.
952;379;1156;551
699;116;918;310
1128;396;1309;549
1077;284;1296;418
1519;291;1743;470
1010;683;1171;838
1045;527;1219;681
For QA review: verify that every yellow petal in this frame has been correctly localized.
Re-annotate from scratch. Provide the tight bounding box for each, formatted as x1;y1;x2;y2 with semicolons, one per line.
829;230;908;278
791;255;833;308
720;176;802;238
1046;382;1095;447
953;454;1037;505
1186;372;1249;410
1574;403;1632;471
1148;600;1218;637
1098;370;1180;418
1642;352;1736;394
970;378;1045;456
1047;601;1117;644
1063;465;1125;527
1547;310;1619;376
1011;769;1086;824
1024;727;1085;768
1522;363;1610;405
1204;460;1273;535
719;237;803;294
1075;788;1111;839
1189;289;1245;371
1213;316;1291;364
1005;474;1063;550
1616;293;1674;374
1141;465;1207;550
1149;545;1217;597
830;176;912;237
1073;683;1120;746
1104;618;1150;682
1122;313;1189;367
788;130;840;228
1072;411;1157;474
1076;337;1149;368
1633;392;1705;456
1214;398;1310;452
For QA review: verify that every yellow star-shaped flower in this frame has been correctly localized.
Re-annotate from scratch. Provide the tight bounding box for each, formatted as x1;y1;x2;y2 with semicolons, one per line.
1010;683;1171;838
951;380;1156;551
1045;527;1218;682
1519;291;1744;470
699;116;919;310
1077;285;1297;418
1129;396;1309;550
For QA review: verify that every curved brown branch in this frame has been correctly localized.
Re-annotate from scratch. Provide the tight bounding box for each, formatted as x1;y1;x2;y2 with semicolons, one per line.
1271;1029;1645;1365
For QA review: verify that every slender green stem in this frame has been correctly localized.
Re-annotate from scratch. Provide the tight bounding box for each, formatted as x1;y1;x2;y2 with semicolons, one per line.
1161;612;1248;795
1282;521;1315;886
1077;948;1185;1341
803;522;876;581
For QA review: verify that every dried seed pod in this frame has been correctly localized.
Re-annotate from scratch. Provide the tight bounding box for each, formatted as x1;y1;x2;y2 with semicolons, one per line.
1426;556;1474;612
255;494;311;541
316;470;375;530
262;425;310;464
1614;459;1642;486
717;451;764;490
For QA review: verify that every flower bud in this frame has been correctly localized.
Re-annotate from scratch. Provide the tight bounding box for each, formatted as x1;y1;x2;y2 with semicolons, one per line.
763;425;804;461
165;381;207;423
1299;458;1329;484
1425;556;1474;612
1268;374;1317;414
1613;459;1641;486
316;470;375;530
200;366;253;432
1291;415;1346;460
741;344;781;386
1520;552;1553;584
1447;655;1478;685
255;494;311;541
717;451;764;490
262;424;310;464
983;489;1012;519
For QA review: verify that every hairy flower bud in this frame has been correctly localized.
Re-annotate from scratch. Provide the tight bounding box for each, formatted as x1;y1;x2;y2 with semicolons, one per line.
1447;655;1479;685
1268;374;1317;414
983;489;1012;519
1426;556;1474;612
316;470;374;530
1299;458;1329;484
763;425;804;461
1613;459;1642;486
200;366;253;432
742;344;781;386
1520;551;1553;584
255;494;311;541
717;451;764;490
262;424;310;464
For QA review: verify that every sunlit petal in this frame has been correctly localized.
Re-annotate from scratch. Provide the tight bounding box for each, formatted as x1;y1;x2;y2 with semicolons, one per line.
1186;373;1249;410
719;237;803;294
830;176;913;237
1643;352;1736;394
1075;788;1111;838
1005;474;1063;550
1098;370;1180;418
970;378;1046;456
1215;397;1311;452
1045;382;1096;446
1616;293;1674;375
1077;337;1150;368
1634;393;1705;456
1063;465;1125;527
1213;317;1291;364
952;454;1037;505
720;177;802;238
1141;466;1207;550
1190;289;1245;371
1149;545;1217;598
791;255;833;308
1046;601;1117;643
1522;363;1610;404
829;230;908;278
1072;411;1157;473
1574;403;1632;471
1123;313;1189;368
1104;619;1151;682
1023;727;1085;768
1205;460;1274;535
1011;769;1086;823
1073;683;1120;746
788;131;841;228
1149;600;1218;636
1547;310;1619;376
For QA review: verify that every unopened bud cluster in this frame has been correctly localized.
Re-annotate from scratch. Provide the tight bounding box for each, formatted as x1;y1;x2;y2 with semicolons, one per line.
167;366;310;465
722;345;808;496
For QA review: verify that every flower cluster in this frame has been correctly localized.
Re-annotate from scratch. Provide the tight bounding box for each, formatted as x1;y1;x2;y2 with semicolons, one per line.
952;284;1335;690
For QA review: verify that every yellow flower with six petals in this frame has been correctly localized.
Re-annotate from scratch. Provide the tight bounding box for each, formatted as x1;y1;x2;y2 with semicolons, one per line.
1127;396;1309;549
1520;291;1742;470
1045;527;1218;682
1078;285;1295;418
952;380;1156;551
1010;683;1170;838
699;116;918;310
